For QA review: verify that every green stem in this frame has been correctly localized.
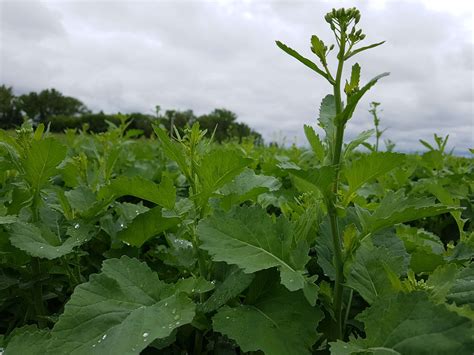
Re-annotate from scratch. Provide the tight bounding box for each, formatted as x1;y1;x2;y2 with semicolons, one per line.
31;258;46;328
328;29;347;340
343;289;354;338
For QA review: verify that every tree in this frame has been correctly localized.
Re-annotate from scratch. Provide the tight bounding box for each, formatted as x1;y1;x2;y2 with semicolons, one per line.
0;85;22;128
18;88;89;123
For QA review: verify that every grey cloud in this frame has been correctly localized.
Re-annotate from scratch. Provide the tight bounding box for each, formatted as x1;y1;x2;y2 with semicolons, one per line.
0;0;472;153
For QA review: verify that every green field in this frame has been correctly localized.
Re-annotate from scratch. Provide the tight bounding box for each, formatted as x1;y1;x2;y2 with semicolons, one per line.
1;6;473;355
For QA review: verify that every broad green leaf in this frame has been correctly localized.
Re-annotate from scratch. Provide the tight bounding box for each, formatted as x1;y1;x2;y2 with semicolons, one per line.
342;153;405;205
304;125;325;162
427;263;460;303
196;148;251;205
219;168;280;210
98;174;176;209
289;165;336;198
5;326;51;355
330;341;400;355
22;138;67;190
356;191;456;235
356;292;474;354
213;280;323;355
396;225;445;273
65;185;97;213
117;206;179;247
49;256;196;355
446;263;474;309
197;206;315;301
345;236;409;304
199;266;254;313
8;222;91;260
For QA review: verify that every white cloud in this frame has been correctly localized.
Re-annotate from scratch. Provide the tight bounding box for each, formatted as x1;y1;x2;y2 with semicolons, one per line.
0;0;472;153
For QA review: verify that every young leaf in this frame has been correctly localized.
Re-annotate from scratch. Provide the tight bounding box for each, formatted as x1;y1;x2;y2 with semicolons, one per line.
335;73;390;126
117;206;180;247
213;280;323;355
49;256;196;355
344;41;386;60
304;125;325;162
276;40;330;81
446;263;474;310
342;152;405;205
197;206;314;297
318;94;337;153
5;326;51;355
343;129;374;158
153;125;188;176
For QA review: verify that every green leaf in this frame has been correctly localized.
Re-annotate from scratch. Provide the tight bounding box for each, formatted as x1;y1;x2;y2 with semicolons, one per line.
195;148;251;205
0;215;17;224
118;206;180;247
343;129;374;158
199;266;254;313
213;279;323;355
5;326;51;355
318;94;337;152
345;236;409;304
98;174;176;209
276;40;329;80
446;263;474;310
49;256;196;355
344;41;386;60
65;185;97;213
396;225;445;273
197;206;314;299
153;126;188;176
344;63;361;95
304;125;325;162
219;168;281;210
22;138;67;190
8;222;91;260
356;292;474;354
335;73;390;126
289;166;336;199
330;341;400;354
342;153;405;205
356;191;457;235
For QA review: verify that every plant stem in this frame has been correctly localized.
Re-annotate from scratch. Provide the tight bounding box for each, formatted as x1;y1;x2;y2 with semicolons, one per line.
328;29;346;340
31;258;46;328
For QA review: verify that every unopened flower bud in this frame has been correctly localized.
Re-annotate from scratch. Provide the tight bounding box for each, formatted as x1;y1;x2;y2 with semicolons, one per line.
359;34;366;40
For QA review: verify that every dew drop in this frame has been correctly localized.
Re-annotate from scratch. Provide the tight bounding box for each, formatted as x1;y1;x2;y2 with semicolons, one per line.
171;308;176;314
92;344;96;348
175;321;180;325
174;314;180;320
226;316;230;319
164;302;168;306
191;288;195;292
120;223;125;228
142;332;149;337
74;223;80;229
102;334;107;340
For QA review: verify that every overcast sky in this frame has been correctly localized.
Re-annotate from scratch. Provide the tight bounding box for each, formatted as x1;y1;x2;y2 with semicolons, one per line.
1;0;473;153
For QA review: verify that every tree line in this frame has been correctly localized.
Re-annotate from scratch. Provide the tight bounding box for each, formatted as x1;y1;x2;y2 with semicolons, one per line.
0;85;262;143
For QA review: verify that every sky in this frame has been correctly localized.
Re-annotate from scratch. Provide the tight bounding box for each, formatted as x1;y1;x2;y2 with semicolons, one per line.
1;0;473;153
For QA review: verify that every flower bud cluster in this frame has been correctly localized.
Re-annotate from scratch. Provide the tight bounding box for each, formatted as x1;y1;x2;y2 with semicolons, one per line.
324;7;361;32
